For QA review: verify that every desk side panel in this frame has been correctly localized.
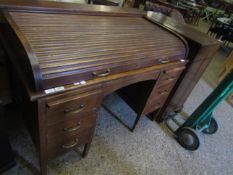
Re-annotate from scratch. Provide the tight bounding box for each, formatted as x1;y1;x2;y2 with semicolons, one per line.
0;13;43;92
145;12;220;122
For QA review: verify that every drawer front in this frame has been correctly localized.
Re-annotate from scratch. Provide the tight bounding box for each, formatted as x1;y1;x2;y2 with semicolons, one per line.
158;66;185;87
47;111;97;139
152;83;175;98
143;83;177;114
143;96;167;114
47;127;94;158
46;90;102;125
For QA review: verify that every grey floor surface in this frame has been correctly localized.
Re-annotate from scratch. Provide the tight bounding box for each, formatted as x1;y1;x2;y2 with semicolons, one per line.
3;78;233;175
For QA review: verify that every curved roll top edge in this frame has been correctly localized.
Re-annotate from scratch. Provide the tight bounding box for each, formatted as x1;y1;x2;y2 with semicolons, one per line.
3;10;44;92
144;13;189;60
2;9;189;92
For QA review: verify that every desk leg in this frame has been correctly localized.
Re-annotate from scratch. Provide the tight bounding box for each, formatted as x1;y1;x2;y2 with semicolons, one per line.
82;124;96;157
82;143;91;158
0;105;16;174
39;157;47;175
38;100;48;175
131;114;142;131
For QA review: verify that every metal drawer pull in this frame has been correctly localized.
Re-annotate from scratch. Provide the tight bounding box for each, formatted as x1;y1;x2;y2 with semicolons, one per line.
166;77;175;81
159;90;168;95
92;69;111;77
62;138;79;149
64;105;84;114
159;58;169;64
63;122;81;132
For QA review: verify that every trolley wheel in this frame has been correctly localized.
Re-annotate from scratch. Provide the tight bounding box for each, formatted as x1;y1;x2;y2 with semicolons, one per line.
202;117;218;135
176;127;200;151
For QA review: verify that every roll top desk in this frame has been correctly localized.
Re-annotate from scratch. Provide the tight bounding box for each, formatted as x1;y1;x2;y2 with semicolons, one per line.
0;1;219;175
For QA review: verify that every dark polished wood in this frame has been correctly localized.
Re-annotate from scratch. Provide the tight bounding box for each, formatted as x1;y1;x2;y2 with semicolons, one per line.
0;1;219;175
3;11;186;90
0;45;11;105
145;12;219;122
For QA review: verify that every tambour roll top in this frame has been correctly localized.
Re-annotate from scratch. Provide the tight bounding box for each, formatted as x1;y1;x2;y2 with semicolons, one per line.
2;8;188;91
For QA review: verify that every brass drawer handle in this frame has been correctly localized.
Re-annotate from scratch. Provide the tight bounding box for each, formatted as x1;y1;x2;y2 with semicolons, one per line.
159;58;169;64
64;105;85;114
166;77;175;81
62;138;79;149
159;90;169;95
63;122;81;132
92;69;111;77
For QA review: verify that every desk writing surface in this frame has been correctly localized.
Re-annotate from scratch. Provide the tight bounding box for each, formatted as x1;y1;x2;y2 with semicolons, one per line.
4;10;187;90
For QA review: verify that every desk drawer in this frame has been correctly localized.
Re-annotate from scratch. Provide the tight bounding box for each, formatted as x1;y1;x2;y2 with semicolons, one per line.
46;90;101;125
158;66;185;87
47;111;97;139
143;96;167;114
143;83;176;114
47;128;93;158
153;83;175;98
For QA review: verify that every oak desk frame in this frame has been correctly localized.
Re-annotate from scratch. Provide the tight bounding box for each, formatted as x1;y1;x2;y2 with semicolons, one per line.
0;1;219;175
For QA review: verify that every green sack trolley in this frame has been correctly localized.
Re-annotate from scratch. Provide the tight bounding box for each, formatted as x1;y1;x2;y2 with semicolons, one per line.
166;70;233;151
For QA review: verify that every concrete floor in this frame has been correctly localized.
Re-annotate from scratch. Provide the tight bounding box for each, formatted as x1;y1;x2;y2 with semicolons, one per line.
2;20;233;175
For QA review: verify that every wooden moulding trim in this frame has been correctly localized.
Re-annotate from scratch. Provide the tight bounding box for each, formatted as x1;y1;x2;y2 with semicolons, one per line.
143;13;189;60
0;1;145;17
3;10;43;91
145;11;219;47
29;60;185;101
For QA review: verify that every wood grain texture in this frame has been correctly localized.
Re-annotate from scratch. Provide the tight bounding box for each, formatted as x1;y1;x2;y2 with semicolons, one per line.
0;2;219;175
3;11;43;91
145;12;220;122
5;11;187;89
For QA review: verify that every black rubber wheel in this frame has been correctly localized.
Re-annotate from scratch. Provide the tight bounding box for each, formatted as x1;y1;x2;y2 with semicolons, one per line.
202;117;218;135
176;127;200;151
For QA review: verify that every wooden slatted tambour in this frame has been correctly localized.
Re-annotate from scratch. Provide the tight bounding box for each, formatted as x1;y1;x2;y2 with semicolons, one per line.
5;11;187;90
0;1;219;175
